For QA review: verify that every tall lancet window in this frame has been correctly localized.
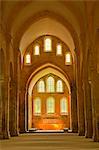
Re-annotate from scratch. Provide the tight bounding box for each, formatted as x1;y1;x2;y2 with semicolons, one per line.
25;54;31;64
34;97;41;115
56;44;62;55
47;97;55;114
34;45;40;55
56;80;63;92
60;97;68;115
47;76;55;92
38;80;45;92
65;53;71;65
44;38;51;52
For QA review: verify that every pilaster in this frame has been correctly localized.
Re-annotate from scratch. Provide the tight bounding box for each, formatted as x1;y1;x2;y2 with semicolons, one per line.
77;84;85;136
9;80;19;137
83;80;93;138
19;88;26;133
71;83;78;133
1;77;10;139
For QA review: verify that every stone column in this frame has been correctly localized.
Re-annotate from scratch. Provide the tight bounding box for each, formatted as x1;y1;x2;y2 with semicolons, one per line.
19;89;26;133
2;77;10;139
17;49;21;133
25;90;28;131
76;54;85;136
91;71;99;142
28;94;33;130
8;44;21;136
83;80;93;138
71;83;78;133
77;81;85;136
9;80;19;136
0;80;5;139
82;49;93;138
90;29;99;142
0;48;10;139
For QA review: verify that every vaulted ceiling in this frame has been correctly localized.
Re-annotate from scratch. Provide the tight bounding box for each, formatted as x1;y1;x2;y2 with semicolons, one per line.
1;0;99;56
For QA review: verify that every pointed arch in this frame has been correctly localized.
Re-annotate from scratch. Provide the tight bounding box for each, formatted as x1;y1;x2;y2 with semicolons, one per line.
27;64;71;129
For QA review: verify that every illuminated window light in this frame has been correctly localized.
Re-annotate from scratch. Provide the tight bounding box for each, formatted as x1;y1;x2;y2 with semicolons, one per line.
56;44;62;55
47;97;55;114
34;98;41;115
47;76;55;92
34;45;40;55
25;54;31;64
56;80;63;92
44;38;51;52
38;80;45;92
60;97;68;115
65;53;71;65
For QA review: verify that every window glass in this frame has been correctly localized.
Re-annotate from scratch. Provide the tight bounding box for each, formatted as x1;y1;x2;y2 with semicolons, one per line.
56;80;63;92
60;97;68;114
47;76;55;92
34;97;41;115
65;53;71;65
34;45;40;55
56;44;62;55
47;97;55;113
44;38;51;52
25;54;31;64
38;80;45;92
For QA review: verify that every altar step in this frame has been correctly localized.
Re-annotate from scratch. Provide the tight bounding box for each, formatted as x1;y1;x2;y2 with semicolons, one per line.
28;128;72;133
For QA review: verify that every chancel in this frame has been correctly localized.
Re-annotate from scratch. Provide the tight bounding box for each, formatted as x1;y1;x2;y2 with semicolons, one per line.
0;1;99;149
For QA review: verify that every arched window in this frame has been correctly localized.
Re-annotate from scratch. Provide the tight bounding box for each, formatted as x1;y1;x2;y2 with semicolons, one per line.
34;45;40;55
60;97;68;115
38;80;45;92
56;44;62;55
47;76;55;92
56;80;63;92
47;97;55;114
34;97;41;115
44;38;51;52
65;53;71;65
25;54;31;64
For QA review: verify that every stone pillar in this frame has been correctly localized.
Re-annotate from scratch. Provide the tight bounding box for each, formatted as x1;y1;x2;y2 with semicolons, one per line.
83;80;93;138
28;94;33;130
17;49;21;133
75;40;85;136
0;80;5;139
0;48;10;139
77;82;85;136
25;90;28;131
90;29;99;142
76;54;85;136
8;44;21;136
9;80;19;136
19;89;26;133
71;83;78;133
83;49;93;138
1;78;10;139
91;71;99;142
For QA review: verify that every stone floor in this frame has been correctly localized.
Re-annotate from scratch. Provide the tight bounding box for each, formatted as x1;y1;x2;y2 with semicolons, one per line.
0;133;99;150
